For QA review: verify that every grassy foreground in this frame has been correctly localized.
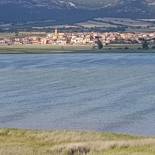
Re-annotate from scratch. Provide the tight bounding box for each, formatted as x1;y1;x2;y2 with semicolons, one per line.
0;129;155;155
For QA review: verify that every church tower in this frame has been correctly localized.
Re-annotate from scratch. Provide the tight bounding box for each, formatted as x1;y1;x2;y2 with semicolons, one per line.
54;28;58;36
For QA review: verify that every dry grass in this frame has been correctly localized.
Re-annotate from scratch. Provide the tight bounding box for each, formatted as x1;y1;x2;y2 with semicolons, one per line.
0;128;155;155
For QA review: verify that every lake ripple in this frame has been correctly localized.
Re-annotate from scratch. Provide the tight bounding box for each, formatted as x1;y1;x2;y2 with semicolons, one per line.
0;52;155;136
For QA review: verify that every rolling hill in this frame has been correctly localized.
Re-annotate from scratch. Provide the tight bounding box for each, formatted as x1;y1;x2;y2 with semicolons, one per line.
0;0;155;24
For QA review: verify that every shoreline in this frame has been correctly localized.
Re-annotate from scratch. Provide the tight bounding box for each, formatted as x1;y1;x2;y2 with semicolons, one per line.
0;44;155;54
0;128;155;155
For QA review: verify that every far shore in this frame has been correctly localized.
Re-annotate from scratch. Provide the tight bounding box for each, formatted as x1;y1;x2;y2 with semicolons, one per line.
0;44;155;54
0;128;155;155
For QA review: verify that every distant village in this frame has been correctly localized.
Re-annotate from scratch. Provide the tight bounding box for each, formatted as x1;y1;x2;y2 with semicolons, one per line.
0;29;155;48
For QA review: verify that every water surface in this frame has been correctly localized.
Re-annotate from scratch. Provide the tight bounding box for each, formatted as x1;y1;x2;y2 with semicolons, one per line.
0;52;155;135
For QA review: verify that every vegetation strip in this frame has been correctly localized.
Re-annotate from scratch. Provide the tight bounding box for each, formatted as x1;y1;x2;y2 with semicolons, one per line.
0;128;155;155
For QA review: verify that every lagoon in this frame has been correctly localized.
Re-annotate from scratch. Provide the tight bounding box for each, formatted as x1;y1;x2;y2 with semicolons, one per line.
0;52;155;136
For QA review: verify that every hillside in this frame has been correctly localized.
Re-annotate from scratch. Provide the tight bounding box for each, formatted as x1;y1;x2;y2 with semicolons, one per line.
0;0;155;25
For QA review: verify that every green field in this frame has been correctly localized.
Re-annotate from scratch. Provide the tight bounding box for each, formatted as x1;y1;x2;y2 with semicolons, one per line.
0;44;155;54
0;44;93;53
0;128;155;155
0;44;154;54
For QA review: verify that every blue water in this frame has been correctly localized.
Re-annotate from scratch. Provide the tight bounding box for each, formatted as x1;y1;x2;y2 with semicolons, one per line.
0;53;155;136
